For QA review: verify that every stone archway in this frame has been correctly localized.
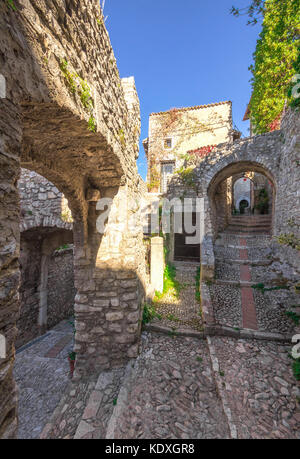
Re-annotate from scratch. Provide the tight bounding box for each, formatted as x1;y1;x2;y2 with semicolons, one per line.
207;161;276;237
0;1;147;438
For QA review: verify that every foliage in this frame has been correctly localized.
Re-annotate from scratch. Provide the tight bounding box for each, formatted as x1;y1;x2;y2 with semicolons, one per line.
148;108;221;191
88;115;97;133
166;313;180;322
148;163;160;191
292;358;300;381
153;263;183;301
68;319;76;335
255;188;269;214
56;243;70;251
118;129;126;148
142;303;162;325
275;217;300;250
275;233;300;251
285;311;300;325
230;0;265;25
6;0;17;11
60;60;97;133
246;0;300;133
68;351;76;361
251;282;290;293
175;166;197;189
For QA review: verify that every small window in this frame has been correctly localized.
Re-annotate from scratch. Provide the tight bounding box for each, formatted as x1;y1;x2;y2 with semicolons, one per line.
164;138;172;149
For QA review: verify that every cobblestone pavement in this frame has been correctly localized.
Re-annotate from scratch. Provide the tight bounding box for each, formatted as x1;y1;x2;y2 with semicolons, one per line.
151;262;203;332
209;337;300;439
38;330;300;439
212;234;299;335
14;319;74;439
112;333;230;439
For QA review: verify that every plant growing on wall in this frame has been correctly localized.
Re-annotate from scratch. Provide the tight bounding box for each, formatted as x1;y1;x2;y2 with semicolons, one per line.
232;0;300;133
60;60;97;133
174;166;197;190
148;162;160;191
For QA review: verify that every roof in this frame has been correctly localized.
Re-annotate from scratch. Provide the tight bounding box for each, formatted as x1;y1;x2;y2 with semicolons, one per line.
150;101;232;117
243;96;253;121
243;104;250;121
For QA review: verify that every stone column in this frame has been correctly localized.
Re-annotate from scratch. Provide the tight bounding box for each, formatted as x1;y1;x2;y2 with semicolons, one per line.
38;254;49;334
150;237;164;293
0;100;21;439
73;185;146;380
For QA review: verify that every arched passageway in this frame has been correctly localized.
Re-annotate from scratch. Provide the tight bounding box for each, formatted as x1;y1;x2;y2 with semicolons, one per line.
207;161;276;237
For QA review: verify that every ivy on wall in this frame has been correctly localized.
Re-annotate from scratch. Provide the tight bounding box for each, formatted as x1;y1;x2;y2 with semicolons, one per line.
247;0;300;133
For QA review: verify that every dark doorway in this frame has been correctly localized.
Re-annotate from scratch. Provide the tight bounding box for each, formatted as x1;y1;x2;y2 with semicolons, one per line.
174;212;200;262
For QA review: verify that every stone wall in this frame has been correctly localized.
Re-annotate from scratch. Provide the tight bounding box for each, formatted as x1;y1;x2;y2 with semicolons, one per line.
271;108;300;282
19;169;73;232
17;234;41;348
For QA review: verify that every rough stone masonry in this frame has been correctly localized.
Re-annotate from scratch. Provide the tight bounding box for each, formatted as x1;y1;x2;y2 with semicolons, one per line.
0;0;148;438
0;0;299;440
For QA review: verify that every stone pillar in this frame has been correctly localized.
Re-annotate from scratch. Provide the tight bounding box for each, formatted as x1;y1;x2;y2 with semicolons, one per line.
150;237;164;293
0;100;21;439
73;185;146;380
38;254;49;334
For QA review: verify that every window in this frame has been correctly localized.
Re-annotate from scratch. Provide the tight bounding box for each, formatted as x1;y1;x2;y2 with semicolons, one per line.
161;162;175;193
164;138;172;149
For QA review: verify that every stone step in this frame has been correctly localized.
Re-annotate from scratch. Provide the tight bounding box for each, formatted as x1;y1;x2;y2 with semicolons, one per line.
229;220;272;225
224;229;271;235
173;261;199;272
229;215;272;221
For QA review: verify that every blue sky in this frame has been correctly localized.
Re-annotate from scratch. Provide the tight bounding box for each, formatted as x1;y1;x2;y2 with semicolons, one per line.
104;0;261;180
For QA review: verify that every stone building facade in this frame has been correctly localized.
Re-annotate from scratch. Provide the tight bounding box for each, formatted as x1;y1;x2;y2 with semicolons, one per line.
144;101;236;193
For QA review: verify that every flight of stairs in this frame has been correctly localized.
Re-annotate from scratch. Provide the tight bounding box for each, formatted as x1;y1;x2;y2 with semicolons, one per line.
224;215;272;235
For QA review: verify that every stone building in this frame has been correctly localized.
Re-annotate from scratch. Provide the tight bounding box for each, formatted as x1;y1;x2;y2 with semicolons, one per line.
143;101;238;194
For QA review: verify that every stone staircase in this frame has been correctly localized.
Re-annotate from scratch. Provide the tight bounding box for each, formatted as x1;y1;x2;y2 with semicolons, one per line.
224;215;272;235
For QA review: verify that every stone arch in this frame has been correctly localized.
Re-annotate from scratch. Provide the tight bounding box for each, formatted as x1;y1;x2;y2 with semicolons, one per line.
207;160;277;237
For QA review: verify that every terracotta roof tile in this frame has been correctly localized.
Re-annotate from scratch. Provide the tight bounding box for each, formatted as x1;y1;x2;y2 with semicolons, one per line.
150;101;231;116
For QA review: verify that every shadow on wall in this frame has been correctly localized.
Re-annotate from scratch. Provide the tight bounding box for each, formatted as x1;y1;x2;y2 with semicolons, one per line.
17;227;74;348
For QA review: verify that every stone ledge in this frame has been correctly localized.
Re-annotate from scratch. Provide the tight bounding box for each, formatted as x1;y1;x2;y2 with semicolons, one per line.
143;323;205;339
